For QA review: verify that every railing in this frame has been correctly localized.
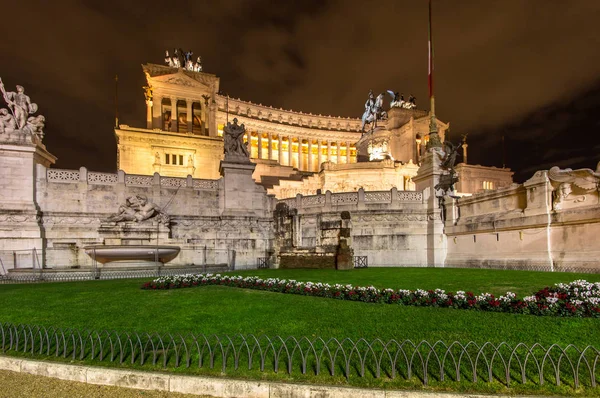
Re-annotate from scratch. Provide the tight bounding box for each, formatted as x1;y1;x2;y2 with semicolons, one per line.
0;323;597;389
0;268;223;284
0;247;238;283
257;257;269;269
353;256;368;268
45;168;218;191
279;189;424;211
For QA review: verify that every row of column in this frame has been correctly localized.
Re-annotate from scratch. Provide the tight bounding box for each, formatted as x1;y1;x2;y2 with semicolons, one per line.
247;132;353;172
148;96;213;136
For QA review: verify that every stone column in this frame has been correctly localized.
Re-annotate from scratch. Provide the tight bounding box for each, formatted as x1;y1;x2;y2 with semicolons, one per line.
257;132;263;160
278;135;283;164
327;141;331;162
288;136;294;167
268;133;273;160
297;137;303;171
246;131;252;156
336;141;341;164
146;100;153;129
307;140;313;171
152;95;162;129
186;99;193;133
317;141;322;170
170;97;178;132
346;141;351;164
201;98;208;136
209;101;217;137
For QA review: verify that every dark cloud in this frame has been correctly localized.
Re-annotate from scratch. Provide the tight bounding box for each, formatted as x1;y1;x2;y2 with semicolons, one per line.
1;0;599;179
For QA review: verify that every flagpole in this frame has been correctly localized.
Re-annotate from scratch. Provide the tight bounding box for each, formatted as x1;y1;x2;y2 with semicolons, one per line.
427;0;441;148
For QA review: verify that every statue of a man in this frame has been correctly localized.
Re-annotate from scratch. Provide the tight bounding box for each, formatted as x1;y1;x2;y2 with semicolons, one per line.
223;118;249;158
361;90;376;131
4;85;37;129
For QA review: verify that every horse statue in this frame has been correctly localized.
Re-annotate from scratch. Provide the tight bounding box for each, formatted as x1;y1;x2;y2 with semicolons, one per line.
361;91;387;132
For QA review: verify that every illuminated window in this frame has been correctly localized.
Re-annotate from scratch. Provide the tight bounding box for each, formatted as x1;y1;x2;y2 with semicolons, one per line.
163;153;186;166
482;181;494;190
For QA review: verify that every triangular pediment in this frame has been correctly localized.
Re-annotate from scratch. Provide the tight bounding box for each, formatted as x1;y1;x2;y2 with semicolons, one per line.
142;64;219;91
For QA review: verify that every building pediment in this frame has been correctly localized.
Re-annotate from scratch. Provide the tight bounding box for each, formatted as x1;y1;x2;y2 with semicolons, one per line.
142;64;219;92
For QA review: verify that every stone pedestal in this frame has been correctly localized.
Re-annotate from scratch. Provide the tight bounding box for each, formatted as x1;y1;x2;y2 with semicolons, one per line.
0;131;56;257
412;148;447;267
219;159;269;217
98;222;170;245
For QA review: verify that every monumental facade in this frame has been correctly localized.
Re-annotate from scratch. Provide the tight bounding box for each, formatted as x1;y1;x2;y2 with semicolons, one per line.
1;62;599;276
115;60;513;198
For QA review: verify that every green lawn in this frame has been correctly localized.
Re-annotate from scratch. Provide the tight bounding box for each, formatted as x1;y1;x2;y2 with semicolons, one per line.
0;268;599;396
1;268;598;345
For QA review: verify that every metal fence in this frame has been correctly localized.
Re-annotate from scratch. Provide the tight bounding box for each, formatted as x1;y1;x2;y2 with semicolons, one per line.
0;323;597;389
353;256;368;268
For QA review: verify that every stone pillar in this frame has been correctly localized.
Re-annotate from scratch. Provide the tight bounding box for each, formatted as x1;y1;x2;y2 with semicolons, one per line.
288;136;293;167
186;99;193;133
462;142;468;165
152;95;162;129
297;137;303;171
257;133;263;160
412;148;447;267
170;97;178;132
327;141;331;162
209;100;218;137
201;97;209;136
307;140;313;171
246;131;252;157
278;135;283;164
0;134;57;260
146;100;153;129
336;142;341;164
268;133;273;160
317;141;322;170
346;141;351;164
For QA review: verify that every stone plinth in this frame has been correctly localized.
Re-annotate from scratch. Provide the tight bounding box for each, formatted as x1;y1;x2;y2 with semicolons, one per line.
220;159;270;217
412;148;447;267
0;130;56;254
98;222;170;245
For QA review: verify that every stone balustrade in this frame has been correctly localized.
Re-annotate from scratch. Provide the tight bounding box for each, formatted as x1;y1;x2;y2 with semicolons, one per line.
278;188;424;212
45;167;219;190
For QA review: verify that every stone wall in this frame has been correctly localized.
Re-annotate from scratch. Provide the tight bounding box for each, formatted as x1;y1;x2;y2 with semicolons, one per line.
444;170;600;272
274;189;432;267
0;164;274;272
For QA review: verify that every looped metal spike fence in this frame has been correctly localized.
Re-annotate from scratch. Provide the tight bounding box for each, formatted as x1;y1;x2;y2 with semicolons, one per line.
0;322;598;389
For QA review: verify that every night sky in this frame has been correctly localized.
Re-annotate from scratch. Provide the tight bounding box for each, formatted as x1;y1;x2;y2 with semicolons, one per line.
2;1;600;182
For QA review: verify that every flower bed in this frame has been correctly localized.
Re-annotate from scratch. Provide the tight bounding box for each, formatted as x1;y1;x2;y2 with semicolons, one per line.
141;275;600;318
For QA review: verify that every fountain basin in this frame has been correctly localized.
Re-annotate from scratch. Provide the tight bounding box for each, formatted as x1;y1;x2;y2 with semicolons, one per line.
84;245;180;266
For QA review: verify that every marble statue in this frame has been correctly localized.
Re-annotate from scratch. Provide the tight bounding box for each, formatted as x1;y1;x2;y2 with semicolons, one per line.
387;91;416;109
361;90;387;132
0;78;45;138
193;56;203;72
105;194;169;224
0;109;16;132
223;117;249;159
164;50;203;72
548;163;600;211
387;90;403;108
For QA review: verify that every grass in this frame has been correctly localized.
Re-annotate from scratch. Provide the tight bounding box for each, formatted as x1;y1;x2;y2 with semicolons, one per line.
0;267;599;395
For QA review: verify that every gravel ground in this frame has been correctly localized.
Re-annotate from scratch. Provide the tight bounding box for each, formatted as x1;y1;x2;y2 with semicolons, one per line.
0;369;213;398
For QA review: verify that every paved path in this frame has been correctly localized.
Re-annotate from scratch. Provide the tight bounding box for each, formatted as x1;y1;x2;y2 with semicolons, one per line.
0;369;211;398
